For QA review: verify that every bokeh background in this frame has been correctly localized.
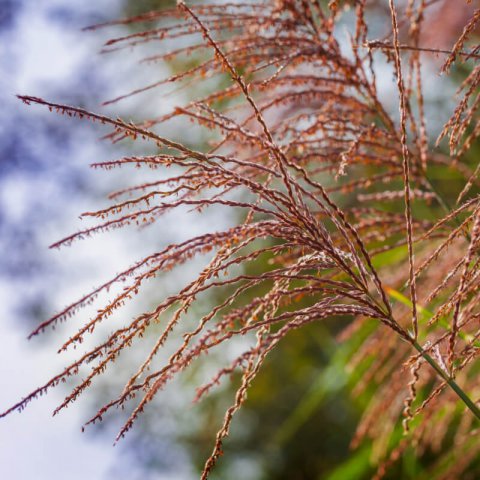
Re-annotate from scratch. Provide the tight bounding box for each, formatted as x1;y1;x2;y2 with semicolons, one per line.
0;1;477;479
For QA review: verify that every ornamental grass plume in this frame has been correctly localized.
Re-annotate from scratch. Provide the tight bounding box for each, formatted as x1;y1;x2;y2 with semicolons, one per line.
3;1;480;478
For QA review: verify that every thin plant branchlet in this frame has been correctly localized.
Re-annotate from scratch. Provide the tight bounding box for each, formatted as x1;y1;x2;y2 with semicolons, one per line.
3;1;480;478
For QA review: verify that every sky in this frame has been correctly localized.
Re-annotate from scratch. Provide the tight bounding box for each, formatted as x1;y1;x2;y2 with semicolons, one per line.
1;1;129;478
0;1;204;478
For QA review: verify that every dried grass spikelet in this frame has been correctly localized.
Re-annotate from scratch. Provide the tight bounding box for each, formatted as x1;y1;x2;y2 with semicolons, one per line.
3;1;480;478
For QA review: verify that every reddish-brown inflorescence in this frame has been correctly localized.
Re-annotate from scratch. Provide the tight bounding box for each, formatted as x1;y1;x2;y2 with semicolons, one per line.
3;1;480;478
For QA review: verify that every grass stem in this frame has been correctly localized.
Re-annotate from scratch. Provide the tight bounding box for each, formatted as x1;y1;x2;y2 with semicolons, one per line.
412;340;480;421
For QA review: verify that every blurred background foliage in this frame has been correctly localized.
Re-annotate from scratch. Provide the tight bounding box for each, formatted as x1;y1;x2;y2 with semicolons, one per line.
2;0;479;479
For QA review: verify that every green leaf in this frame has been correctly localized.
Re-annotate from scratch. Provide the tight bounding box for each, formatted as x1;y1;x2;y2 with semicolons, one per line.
324;445;372;480
386;286;480;346
384;286;433;323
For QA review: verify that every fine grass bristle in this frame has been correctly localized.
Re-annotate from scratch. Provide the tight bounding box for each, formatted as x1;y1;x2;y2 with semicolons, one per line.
5;2;480;478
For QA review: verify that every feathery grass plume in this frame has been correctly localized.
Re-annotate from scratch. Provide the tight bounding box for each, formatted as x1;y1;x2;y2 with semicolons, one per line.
3;1;480;477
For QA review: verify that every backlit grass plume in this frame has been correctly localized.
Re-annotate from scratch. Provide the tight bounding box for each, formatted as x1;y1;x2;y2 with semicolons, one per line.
3;1;480;478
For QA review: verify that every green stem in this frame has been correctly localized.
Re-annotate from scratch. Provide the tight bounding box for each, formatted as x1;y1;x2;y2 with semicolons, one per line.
412;340;480;420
